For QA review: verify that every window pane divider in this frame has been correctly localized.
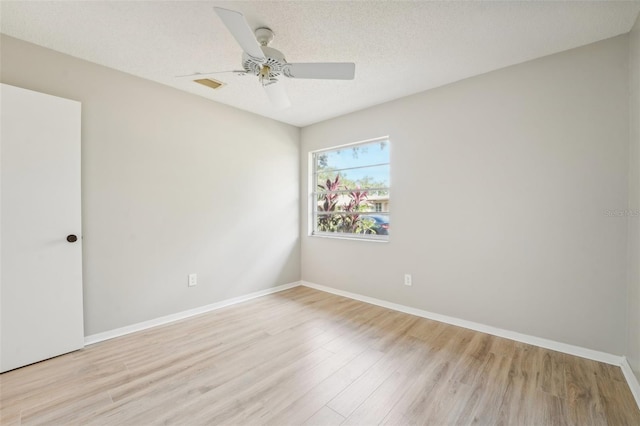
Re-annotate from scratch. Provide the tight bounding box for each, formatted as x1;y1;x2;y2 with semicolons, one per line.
314;188;390;195
315;162;390;174
315;212;389;216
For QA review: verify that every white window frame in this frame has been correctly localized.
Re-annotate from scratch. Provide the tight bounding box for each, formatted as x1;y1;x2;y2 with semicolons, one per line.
310;137;390;241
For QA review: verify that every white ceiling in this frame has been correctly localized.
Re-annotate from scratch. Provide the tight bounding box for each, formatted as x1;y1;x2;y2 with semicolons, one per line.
1;1;639;127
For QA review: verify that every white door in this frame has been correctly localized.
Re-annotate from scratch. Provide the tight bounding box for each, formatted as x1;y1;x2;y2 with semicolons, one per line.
1;84;84;373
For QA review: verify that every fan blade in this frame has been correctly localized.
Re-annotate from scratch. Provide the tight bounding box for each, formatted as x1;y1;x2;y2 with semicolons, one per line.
175;70;247;79
286;63;355;80
263;82;291;109
214;7;265;61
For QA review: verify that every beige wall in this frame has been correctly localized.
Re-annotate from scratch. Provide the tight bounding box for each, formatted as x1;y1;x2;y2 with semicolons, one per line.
1;28;636;361
0;35;301;336
628;14;640;381
301;36;630;355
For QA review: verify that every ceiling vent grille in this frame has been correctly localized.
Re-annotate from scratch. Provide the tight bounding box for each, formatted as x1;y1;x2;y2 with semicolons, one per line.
194;78;225;90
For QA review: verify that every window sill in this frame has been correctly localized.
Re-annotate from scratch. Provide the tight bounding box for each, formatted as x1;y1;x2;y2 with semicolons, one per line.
309;233;389;243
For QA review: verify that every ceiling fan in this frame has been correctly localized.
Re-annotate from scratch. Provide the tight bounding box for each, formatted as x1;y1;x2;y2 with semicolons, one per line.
205;7;356;109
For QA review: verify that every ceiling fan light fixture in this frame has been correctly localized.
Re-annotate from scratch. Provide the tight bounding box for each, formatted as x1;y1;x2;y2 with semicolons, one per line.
259;65;272;85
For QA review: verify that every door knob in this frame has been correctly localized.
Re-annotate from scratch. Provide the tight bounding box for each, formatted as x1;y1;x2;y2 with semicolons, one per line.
66;234;78;243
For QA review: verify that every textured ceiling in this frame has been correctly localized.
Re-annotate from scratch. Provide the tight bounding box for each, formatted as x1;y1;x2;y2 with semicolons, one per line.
1;1;639;127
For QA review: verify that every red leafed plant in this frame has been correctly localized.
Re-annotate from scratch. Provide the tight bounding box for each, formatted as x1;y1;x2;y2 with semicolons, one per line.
317;175;373;233
342;187;368;232
317;175;341;231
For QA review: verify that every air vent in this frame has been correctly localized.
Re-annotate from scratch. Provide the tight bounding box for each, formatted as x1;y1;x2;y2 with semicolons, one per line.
194;78;225;90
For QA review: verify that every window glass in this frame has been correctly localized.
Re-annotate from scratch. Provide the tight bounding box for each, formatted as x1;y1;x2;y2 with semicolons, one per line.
312;138;390;240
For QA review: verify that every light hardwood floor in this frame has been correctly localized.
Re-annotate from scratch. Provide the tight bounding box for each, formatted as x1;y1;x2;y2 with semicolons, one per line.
1;286;639;425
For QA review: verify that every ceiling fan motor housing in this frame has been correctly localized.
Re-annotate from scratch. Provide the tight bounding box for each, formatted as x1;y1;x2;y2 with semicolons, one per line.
242;46;288;85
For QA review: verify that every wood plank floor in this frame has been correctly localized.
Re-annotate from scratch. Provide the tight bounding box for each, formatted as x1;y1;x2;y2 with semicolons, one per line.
1;286;639;425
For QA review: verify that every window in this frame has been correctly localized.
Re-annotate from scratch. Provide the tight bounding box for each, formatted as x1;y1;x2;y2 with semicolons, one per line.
311;138;390;240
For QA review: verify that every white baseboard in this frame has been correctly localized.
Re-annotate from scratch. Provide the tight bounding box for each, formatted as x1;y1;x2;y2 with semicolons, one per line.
621;357;640;409
301;281;624;366
84;281;301;346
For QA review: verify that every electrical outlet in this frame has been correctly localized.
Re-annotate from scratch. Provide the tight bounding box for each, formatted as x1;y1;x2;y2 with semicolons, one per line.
404;274;412;286
188;273;197;287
